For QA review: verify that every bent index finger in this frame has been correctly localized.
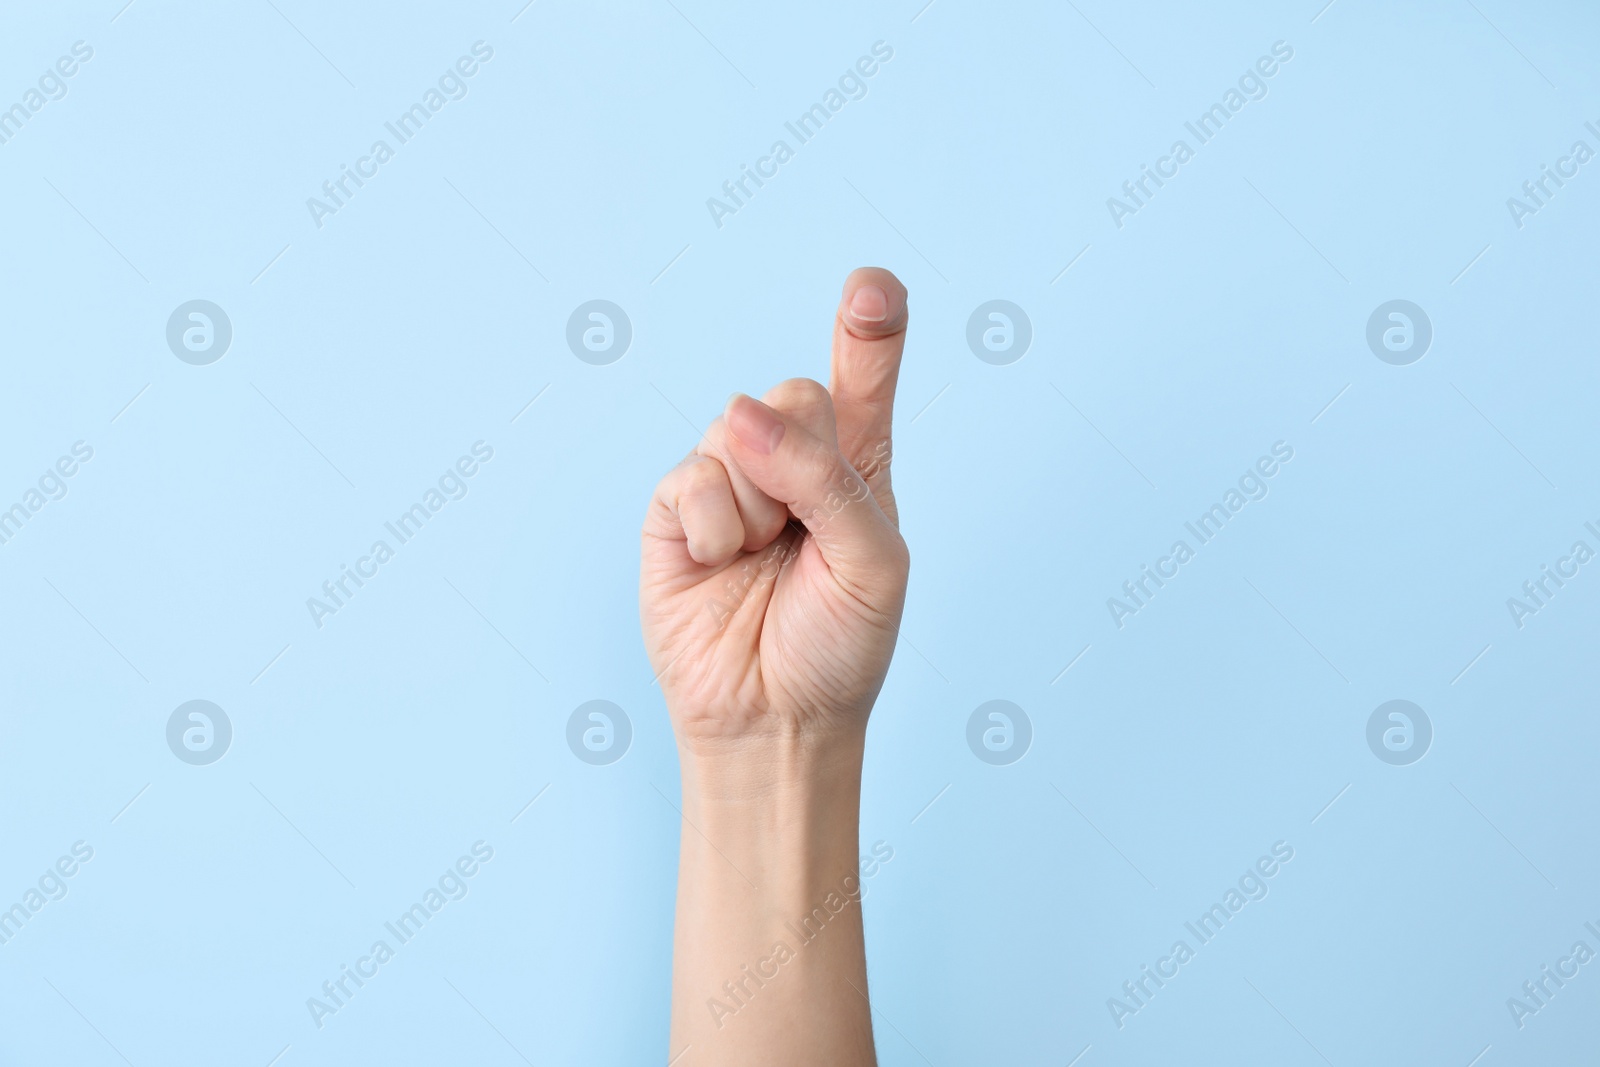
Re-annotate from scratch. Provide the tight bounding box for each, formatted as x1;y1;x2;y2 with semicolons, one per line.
829;266;908;470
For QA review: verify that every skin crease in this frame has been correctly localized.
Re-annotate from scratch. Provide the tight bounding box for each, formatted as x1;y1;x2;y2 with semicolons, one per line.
641;268;911;1066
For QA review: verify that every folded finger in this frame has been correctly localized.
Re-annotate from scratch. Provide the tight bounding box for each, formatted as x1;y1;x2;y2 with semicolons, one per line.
696;417;789;552
722;392;907;602
647;454;745;567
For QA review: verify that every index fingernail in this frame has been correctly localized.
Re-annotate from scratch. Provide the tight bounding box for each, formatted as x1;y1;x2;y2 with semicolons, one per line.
848;284;889;323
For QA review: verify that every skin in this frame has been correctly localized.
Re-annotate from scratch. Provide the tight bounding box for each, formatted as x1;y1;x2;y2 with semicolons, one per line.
641;267;912;1066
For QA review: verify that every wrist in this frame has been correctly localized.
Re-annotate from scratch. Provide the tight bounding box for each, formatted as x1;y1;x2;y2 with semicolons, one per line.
668;723;878;1061
678;726;865;806
676;728;866;903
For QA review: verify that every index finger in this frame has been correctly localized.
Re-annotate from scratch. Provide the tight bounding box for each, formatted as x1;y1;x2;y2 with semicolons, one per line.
829;266;908;471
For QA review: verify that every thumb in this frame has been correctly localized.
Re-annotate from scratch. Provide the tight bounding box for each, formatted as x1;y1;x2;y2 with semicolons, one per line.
722;391;906;598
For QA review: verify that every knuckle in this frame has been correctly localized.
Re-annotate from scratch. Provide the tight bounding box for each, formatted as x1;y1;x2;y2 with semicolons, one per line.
766;377;832;414
678;456;728;500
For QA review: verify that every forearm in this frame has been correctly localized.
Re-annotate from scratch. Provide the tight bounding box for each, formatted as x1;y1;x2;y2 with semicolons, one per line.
669;733;876;1066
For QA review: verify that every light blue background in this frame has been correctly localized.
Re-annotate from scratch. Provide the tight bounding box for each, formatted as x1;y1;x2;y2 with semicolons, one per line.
2;1;1597;1064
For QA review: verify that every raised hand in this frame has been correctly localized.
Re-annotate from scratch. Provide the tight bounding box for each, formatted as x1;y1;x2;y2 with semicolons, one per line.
641;267;911;755
641;268;911;1066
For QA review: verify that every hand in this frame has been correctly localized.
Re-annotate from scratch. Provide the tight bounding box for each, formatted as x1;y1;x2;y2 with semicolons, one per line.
641;268;911;756
645;268;908;1066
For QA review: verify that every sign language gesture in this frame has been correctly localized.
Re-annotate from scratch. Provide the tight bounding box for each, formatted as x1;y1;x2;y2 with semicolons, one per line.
641;267;911;755
641;268;911;1066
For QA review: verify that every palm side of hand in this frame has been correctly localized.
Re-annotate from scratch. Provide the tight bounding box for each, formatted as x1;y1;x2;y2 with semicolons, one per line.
640;269;910;751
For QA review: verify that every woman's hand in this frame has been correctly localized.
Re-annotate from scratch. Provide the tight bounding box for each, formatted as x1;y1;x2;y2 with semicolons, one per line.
641;268;911;1066
641;267;911;756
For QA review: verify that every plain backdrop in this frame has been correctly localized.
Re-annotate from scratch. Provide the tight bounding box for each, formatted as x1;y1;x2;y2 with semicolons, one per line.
1;1;1597;1064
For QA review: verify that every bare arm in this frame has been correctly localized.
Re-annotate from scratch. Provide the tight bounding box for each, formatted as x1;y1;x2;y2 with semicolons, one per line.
641;268;912;1066
670;740;874;1061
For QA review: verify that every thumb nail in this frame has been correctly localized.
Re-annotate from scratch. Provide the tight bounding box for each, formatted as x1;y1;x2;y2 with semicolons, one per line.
848;284;889;324
726;393;786;455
